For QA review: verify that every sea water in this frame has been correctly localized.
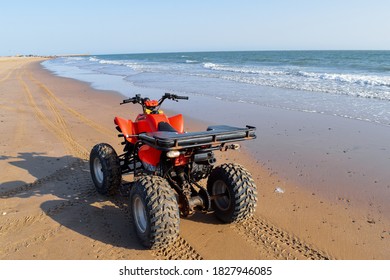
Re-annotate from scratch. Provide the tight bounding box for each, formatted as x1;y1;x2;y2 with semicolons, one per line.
42;51;390;126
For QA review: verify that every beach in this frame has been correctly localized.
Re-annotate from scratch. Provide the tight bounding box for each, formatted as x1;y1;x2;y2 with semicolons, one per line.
1;57;389;260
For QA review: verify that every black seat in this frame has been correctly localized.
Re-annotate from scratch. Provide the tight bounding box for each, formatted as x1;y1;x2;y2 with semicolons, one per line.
158;122;178;132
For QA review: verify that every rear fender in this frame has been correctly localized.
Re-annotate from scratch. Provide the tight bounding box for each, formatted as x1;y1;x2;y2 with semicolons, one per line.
114;117;136;143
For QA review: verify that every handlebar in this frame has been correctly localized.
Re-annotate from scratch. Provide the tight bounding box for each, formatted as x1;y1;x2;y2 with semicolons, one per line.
120;94;142;105
120;93;188;112
163;92;189;101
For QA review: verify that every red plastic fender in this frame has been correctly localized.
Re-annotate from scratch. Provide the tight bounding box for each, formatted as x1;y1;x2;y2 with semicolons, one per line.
138;145;161;166
114;117;136;143
168;114;184;133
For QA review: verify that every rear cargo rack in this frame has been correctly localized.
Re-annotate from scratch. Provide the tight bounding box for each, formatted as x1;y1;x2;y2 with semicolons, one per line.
138;125;256;151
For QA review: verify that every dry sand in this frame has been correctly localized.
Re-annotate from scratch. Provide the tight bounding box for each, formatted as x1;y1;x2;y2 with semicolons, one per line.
0;57;389;260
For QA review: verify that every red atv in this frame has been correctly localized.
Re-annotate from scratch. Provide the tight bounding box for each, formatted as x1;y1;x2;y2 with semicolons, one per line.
89;93;257;249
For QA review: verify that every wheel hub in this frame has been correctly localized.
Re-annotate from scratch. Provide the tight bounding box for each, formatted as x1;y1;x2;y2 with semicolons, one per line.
133;196;148;233
212;180;231;211
93;158;104;185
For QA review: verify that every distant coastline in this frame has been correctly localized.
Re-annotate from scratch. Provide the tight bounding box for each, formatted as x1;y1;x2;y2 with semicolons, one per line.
1;54;89;59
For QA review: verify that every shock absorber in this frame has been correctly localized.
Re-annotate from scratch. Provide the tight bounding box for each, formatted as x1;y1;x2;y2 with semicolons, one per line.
177;168;191;198
176;168;205;216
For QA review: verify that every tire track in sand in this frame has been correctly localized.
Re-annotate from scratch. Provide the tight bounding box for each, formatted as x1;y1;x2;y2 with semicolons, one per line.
0;66;16;83
0;161;95;232
28;72;113;137
0;225;63;258
18;71;89;159
152;236;203;260
0;161;95;259
233;215;332;260
0;161;94;235
0;60;26;84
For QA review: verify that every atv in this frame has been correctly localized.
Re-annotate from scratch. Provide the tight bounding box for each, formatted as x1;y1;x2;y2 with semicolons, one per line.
89;93;257;249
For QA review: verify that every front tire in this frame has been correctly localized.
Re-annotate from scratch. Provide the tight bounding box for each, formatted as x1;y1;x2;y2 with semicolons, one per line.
89;143;121;196
130;176;180;249
207;163;257;223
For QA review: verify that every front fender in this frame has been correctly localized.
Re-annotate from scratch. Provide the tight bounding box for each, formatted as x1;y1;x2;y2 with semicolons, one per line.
114;117;136;143
168;114;184;133
138;145;161;166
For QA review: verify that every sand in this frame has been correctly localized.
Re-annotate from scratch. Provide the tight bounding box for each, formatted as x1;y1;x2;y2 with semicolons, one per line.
0;57;389;260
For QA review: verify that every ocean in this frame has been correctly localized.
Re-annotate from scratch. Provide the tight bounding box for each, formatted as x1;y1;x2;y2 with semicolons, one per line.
42;51;390;126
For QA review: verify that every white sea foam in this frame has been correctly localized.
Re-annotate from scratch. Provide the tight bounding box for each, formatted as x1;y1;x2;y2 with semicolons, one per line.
98;59;127;66
297;71;390;87
87;57;143;71
65;56;85;61
202;62;390;101
204;62;390;88
203;62;284;75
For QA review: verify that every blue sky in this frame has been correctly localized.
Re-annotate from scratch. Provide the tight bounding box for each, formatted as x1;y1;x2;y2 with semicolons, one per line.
1;0;389;56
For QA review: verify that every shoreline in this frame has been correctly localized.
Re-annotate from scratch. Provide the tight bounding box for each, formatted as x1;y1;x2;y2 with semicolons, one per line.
1;57;389;259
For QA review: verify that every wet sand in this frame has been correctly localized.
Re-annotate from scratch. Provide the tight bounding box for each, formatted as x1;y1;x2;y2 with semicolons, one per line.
0;57;389;260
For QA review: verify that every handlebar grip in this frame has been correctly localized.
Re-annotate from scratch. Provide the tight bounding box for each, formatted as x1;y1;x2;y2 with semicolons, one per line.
121;94;142;105
120;99;130;105
164;92;188;100
176;95;189;100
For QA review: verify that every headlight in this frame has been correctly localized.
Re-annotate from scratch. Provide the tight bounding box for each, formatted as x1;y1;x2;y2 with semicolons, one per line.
166;150;180;158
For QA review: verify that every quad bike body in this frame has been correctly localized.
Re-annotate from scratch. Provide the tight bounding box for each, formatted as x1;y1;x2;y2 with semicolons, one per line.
90;93;257;249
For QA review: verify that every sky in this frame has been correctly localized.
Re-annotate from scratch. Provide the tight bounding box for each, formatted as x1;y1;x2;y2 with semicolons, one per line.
1;0;389;56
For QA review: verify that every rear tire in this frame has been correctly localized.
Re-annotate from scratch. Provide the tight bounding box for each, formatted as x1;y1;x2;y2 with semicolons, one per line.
90;143;121;196
207;163;257;223
130;176;180;249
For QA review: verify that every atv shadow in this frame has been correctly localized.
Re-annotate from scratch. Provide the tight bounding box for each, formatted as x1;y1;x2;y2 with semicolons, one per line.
0;152;76;196
1;152;145;251
40;197;146;251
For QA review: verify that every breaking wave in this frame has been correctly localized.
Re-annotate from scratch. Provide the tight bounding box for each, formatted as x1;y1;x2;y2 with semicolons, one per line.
202;62;390;100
